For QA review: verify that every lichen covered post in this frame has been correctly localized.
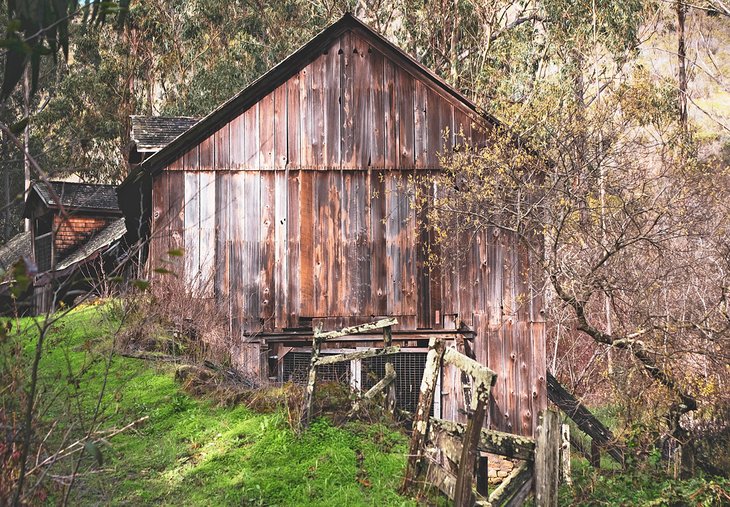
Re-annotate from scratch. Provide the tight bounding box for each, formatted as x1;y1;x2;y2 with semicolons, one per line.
401;336;445;493
534;409;560;507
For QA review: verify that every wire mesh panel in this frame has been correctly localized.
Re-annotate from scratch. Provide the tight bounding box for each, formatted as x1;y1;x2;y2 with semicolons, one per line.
282;351;350;385
362;352;433;415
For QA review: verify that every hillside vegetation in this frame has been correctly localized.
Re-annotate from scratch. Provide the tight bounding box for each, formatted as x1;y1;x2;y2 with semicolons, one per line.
2;304;413;506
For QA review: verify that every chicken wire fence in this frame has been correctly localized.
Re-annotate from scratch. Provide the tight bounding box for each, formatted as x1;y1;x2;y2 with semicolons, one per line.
281;349;434;416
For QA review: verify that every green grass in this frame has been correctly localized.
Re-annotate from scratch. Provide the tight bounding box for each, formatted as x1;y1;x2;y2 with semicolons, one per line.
6;304;415;506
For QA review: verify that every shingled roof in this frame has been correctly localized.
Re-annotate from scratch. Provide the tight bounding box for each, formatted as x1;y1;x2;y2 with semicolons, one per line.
25;181;121;215
0;231;31;272
130;116;200;152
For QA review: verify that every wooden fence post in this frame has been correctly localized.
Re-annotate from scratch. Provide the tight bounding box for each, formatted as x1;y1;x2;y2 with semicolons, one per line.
535;410;560;507
401;337;445;493
383;325;396;415
302;335;322;429
561;424;572;486
453;396;487;506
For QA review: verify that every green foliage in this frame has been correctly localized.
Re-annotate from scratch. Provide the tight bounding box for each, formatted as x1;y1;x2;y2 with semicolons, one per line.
2;305;415;505
561;459;730;506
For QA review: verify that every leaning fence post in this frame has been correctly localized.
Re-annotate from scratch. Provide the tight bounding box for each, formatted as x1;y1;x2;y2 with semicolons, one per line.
535;409;560;507
453;375;491;507
401;337;445;494
302;334;322;430
383;325;396;415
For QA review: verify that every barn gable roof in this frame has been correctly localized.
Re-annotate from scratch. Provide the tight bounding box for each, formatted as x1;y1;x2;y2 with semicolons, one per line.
119;13;499;193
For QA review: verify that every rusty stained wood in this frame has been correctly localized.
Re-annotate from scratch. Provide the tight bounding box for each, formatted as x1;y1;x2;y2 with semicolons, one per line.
144;27;547;435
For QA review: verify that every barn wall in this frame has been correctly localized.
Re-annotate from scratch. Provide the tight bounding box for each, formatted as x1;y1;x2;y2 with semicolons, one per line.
146;27;545;436
161;31;489;174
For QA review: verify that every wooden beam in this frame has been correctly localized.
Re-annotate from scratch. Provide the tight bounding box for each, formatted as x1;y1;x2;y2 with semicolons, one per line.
488;461;534;507
314;317;398;340
314;346;400;366
547;372;624;465
454;397;487;506
429;418;536;461
534;410;560;507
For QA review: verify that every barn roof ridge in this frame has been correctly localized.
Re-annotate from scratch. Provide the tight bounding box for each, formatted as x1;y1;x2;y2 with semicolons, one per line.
119;12;503;193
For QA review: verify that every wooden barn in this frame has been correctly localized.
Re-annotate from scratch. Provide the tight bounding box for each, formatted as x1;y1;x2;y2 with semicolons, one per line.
118;14;546;437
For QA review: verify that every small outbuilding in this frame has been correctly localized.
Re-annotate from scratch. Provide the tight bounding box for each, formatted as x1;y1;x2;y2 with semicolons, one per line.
118;14;546;437
23;181;127;312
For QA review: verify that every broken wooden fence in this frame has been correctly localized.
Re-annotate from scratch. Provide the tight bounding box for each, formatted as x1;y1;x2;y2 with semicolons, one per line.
402;337;561;507
547;372;624;467
302;318;399;428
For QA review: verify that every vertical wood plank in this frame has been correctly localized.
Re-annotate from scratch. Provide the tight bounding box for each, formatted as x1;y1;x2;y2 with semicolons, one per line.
323;43;340;168
199;136;215;170
370;170;388;315
287;170;301;326
354;171;371;315
184;172;200;292
243;171;261;331
503;318;516;433
244;105;259;170
166;170;185;266
532;321;547;435
370;47;385;168
309;54;325;169
396;68;415;169
215;171;230;316
488;324;507;432
300;66;313;168
299;170;314;316
287;74;301;168
259;92;276;169
199;171;216;297
274;170;289;329
150;173;167;274
414;81;428;169
274;83;288;169
518;321;533;436
214;124;230;170
229;114;245;169
385;173;402;316
340;31;354;168
383;58;398;169
229;172;245;339
352;34;372;169
260;172;275;329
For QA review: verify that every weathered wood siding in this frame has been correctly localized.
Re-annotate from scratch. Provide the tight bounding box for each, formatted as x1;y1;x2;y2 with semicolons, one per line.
147;28;545;436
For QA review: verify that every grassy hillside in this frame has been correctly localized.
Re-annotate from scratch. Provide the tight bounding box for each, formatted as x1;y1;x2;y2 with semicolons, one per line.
4;302;728;505
6;304;414;506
